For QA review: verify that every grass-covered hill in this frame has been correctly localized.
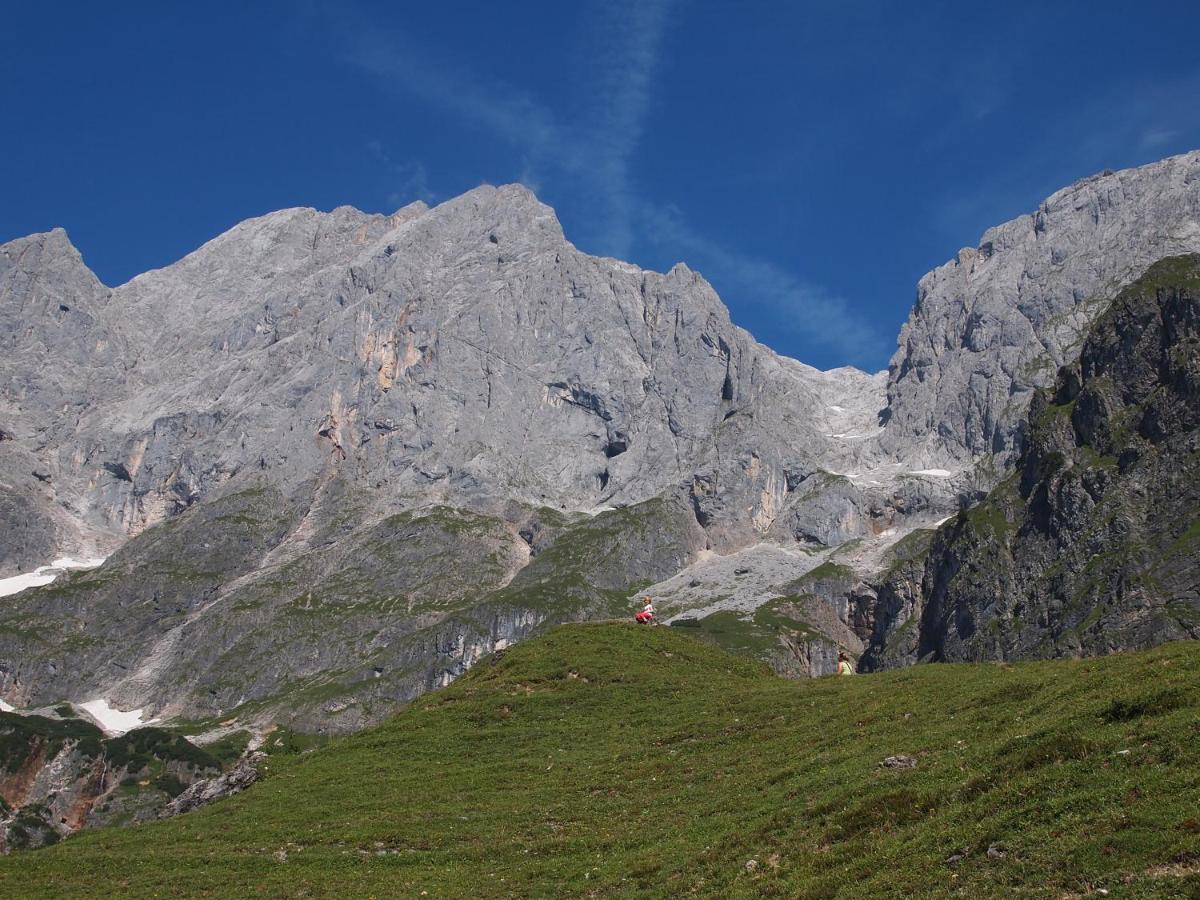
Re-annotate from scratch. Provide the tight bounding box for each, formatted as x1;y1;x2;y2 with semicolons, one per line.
1;624;1198;898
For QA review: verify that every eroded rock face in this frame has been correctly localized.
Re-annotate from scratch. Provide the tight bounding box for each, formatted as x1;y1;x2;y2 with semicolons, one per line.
161;752;265;819
0;229;116;573
883;150;1200;469
0;712;226;851
0;186;893;572
2;152;1198;737
0;181;901;729
865;255;1200;664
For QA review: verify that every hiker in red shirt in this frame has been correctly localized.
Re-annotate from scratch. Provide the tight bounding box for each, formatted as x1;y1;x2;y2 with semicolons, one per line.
635;596;655;624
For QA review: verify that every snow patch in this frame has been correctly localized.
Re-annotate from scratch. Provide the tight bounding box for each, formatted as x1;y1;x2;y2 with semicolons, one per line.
911;469;954;478
0;556;106;598
827;405;844;412
78;698;157;736
0;699;14;713
0;569;59;598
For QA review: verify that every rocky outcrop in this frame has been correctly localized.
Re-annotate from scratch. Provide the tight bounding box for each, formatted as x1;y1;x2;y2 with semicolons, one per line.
161;752;264;818
883;150;1200;468
851;529;934;671
865;255;1200;664
0;711;230;851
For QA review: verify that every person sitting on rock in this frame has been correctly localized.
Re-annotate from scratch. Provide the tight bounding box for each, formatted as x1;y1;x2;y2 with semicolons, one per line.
837;650;855;676
635;596;655;624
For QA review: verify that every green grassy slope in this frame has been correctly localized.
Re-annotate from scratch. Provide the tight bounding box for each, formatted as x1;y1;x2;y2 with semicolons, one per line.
2;625;1198;898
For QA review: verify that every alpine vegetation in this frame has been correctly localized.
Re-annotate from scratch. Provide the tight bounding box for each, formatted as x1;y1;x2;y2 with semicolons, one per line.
0;149;1199;877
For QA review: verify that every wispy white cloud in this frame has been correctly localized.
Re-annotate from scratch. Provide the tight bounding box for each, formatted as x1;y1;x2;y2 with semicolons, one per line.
344;0;673;257
350;30;566;162
565;0;677;258
337;0;884;369
1140;128;1179;150
641;204;892;368
1070;71;1200;167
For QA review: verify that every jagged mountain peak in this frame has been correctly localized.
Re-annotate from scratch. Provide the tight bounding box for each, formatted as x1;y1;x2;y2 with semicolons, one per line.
0;225;107;295
1;151;1197;738
883;149;1200;468
0;177;894;560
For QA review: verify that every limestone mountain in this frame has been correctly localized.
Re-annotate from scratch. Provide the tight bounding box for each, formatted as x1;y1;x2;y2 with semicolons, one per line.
0;151;1199;737
0;184;900;731
0;185;891;564
882;151;1200;468
859;255;1200;667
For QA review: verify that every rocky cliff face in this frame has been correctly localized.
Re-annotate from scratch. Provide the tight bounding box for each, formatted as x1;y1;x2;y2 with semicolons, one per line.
0;710;237;851
1;152;1198;739
0;229;116;572
0;181;911;730
862;255;1200;665
0;185;892;565
883;150;1200;469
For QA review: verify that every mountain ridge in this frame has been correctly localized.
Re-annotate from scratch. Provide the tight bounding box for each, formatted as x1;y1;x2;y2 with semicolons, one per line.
1;149;1198;737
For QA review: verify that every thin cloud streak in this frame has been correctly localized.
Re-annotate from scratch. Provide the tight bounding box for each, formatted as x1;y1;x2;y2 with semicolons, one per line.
348;27;570;166
345;0;674;257
641;204;892;370
338;0;883;370
569;0;677;258
931;70;1200;250
367;140;436;207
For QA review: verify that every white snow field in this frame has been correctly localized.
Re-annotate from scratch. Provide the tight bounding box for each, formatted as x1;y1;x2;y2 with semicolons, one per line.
78;698;158;736
0;556;106;598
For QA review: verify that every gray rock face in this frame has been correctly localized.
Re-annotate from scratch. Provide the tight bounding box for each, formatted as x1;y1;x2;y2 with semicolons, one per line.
2;151;1199;740
0;229;116;572
864;256;1200;665
161;751;264;818
0;184;899;729
883;150;1200;468
1;186;896;571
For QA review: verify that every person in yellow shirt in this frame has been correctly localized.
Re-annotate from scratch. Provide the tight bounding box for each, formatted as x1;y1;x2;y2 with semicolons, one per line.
837;650;855;676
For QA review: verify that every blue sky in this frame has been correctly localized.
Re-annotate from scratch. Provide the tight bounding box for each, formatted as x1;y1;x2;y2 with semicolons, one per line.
4;1;1199;371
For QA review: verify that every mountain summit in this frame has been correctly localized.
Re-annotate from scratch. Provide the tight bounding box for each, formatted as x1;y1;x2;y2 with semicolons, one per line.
0;151;1198;734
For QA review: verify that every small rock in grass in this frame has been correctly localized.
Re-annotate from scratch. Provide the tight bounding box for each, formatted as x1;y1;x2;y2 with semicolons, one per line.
880;754;918;769
944;849;968;866
986;844;1007;860
745;859;758;872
